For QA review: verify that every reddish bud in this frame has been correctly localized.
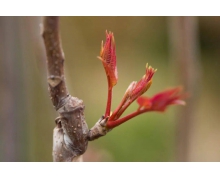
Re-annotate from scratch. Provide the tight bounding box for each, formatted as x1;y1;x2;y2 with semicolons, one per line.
98;31;118;118
98;30;118;87
130;64;156;102
137;87;186;112
107;87;186;129
108;64;156;121
96;31;185;130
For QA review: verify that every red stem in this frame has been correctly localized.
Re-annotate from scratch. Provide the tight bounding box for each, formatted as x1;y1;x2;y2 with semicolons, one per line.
112;100;132;120
107;109;151;129
108;95;128;121
105;82;112;118
108;94;137;121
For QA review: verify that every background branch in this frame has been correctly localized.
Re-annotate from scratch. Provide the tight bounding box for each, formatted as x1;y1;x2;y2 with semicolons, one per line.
168;17;201;161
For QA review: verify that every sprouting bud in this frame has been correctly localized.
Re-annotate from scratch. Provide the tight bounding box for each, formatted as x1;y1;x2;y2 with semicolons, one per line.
137;87;186;112
108;64;156;121
98;30;118;87
130;64;156;101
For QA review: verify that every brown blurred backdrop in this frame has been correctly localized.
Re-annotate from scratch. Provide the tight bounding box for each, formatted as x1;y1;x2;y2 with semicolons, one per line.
0;16;220;162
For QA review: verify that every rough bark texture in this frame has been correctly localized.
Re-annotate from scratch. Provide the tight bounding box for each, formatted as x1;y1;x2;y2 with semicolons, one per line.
42;17;89;162
87;116;112;141
42;16;110;162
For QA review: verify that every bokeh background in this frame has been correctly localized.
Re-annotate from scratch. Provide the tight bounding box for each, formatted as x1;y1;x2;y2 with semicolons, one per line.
0;16;220;162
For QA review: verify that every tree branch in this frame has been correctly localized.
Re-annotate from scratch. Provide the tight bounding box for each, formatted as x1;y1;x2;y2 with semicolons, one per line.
42;16;68;108
42;17;89;162
42;16;114;162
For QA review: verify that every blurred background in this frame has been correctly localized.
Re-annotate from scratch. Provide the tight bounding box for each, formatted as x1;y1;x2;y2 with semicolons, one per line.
0;16;220;162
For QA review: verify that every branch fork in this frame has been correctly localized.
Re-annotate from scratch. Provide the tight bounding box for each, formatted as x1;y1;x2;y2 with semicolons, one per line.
87;115;111;141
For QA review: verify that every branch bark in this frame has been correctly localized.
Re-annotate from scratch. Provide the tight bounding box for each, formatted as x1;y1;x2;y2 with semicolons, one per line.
42;17;89;162
42;16;110;162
